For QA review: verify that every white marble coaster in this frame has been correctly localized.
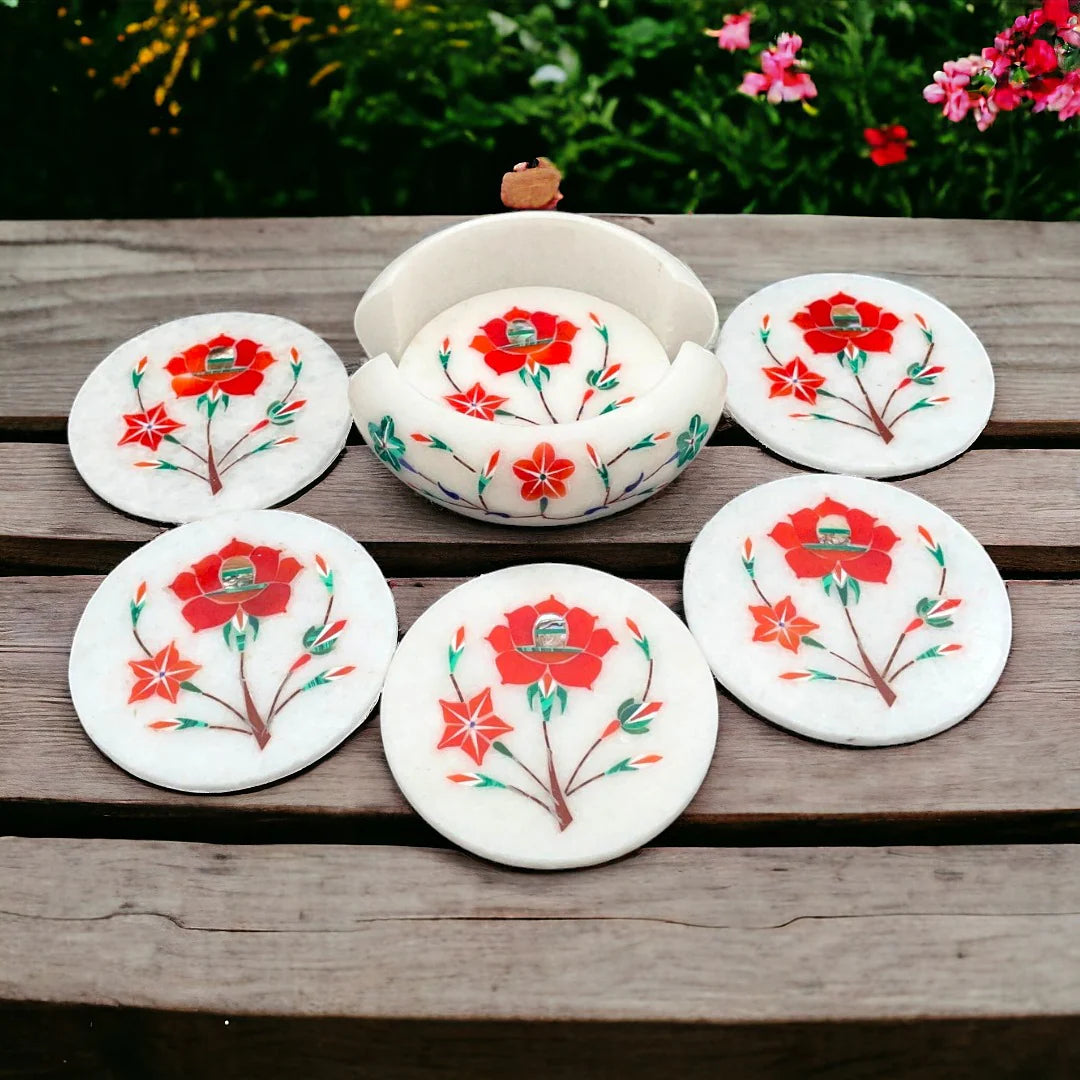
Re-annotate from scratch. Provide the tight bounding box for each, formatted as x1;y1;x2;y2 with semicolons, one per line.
380;564;718;869
719;274;994;477
69;510;397;793
69;313;351;523
398;286;670;426
684;474;1011;747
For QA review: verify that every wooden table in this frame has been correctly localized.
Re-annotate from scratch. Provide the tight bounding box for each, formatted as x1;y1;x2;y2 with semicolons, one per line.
2;215;1078;1078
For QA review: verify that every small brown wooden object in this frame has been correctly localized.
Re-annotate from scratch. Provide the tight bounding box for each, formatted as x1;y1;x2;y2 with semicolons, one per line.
500;156;563;210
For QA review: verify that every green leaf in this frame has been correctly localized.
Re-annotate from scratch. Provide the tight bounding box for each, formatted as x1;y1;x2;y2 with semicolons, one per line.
179;681;201;694
492;741;513;758
617;698;640;722
556;685;568;714
130;600;143;626
175;717;208;731
605;758;632;775
801;636;825;650
303;624;337;655
807;669;837;681
621;720;651;735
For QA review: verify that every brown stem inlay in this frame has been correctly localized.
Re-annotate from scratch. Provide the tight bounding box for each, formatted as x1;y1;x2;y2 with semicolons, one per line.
239;651;271;749
542;717;573;831
852;373;894;444
843;607;896;707
205;415;223;494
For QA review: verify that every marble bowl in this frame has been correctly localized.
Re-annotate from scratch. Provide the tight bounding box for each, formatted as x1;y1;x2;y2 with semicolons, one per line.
348;213;725;526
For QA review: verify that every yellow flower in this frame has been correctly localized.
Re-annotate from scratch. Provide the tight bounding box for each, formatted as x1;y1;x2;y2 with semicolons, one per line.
168;100;181;116
309;61;343;86
338;4;351;18
290;15;313;31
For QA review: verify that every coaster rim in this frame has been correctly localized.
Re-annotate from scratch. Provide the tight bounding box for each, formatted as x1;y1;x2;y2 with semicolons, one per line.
68;508;397;794
683;474;1012;748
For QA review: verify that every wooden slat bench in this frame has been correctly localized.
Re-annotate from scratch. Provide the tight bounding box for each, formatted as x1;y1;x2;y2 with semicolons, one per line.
1;215;1078;1077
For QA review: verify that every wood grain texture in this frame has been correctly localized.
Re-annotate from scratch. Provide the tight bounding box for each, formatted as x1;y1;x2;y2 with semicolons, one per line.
2;838;1079;1024
1;443;1078;575
2;215;1078;434
3;575;1077;838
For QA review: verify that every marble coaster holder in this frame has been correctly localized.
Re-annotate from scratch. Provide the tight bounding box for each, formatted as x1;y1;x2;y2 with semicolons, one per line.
348;213;726;526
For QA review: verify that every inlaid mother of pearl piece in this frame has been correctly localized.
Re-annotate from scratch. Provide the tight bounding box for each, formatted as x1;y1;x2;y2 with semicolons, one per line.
69;510;397;793
349;213;725;526
718;274;994;478
69;313;351;523
380;563;719;869
683;474;1011;747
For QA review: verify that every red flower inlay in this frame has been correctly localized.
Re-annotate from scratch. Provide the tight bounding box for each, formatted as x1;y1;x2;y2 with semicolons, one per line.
763;357;826;404
470;307;579;376
169;538;302;632
749;596;820;653
486;596;617;689
437;688;514;766
792;292;901;355
769;497;899;584
864;124;911;167
118;403;183;451
165;333;277;398
444;382;510;421
512;442;575;501
128;641;201;704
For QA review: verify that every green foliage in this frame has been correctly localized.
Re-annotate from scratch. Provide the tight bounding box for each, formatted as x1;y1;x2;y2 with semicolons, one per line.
1;0;1077;218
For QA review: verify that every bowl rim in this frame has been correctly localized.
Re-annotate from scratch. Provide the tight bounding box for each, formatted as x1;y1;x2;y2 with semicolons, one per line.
353;211;720;361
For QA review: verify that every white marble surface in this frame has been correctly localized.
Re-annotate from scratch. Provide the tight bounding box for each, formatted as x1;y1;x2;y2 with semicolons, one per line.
719;274;994;477
398;286;670;425
349;213;725;526
684;474;1011;747
69;510;397;793
381;564;718;869
69;313;351;523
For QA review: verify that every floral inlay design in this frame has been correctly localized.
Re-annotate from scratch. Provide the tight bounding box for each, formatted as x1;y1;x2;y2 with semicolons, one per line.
126;542;355;748
759;291;947;444
119;333;307;495
742;498;963;708
437;599;664;832
438;308;632;425
365;411;706;520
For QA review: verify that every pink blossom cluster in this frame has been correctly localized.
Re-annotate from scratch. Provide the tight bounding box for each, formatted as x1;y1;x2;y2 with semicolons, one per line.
738;32;818;105
924;1;1080;128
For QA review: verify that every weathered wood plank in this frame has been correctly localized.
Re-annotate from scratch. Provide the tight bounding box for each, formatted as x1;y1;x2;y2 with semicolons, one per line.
1;444;1077;575
1;215;1078;434
6;1007;1078;1080
2;838;1079;1025
2;576;1077;840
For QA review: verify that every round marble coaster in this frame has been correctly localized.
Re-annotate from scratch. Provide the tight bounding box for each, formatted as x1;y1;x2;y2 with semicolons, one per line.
380;564;718;869
397;286;671;426
69;313;351;523
69;510;397;793
684;474;1011;747
719;274;994;477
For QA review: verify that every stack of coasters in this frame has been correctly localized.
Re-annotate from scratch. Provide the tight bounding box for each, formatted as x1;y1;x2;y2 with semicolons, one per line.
683;473;1011;747
380;563;718;868
718;274;995;478
69;510;397;793
69;313;351;522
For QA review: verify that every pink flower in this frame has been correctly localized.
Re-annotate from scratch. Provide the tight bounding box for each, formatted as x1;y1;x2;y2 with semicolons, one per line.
1044;0;1080;45
705;11;753;51
740;33;817;104
1044;71;1080;119
923;55;993;124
